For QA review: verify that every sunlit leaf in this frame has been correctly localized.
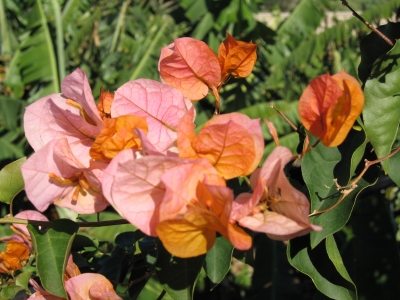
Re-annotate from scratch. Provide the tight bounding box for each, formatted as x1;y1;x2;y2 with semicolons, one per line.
363;41;400;172
204;236;233;290
288;234;357;300
28;219;79;298
0;157;26;204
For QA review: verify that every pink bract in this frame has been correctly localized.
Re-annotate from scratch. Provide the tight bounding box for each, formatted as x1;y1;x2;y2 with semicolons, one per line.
24;69;103;165
21;138;109;214
65;273;122;300
232;146;322;240
112;79;193;153
102;150;190;236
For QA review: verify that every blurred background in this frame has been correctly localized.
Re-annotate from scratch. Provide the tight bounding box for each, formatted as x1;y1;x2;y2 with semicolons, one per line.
1;0;400;299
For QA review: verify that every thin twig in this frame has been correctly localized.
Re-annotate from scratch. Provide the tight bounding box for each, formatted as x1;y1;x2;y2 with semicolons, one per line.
310;144;400;216
0;216;130;228
341;0;394;46
268;104;298;131
156;290;166;300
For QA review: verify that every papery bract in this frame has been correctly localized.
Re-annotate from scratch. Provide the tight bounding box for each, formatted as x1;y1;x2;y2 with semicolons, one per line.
21;138;108;214
97;87;114;120
24;69;104;165
298;70;364;147
0;240;30;274
102;150;188;236
232;146;322;240
112;79;193;152
159;37;221;102
218;32;257;83
90;115;148;162
178;109;264;179
65;273;122;300
157;161;251;258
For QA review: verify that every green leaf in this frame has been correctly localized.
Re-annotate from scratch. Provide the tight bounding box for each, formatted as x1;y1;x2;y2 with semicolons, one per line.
0;157;26;204
5;0;59;100
15;271;32;291
388;150;400;186
0;286;24;300
28;219;79;298
287;234;356;300
363;41;400;172
156;240;205;300
326;235;357;297
204;236;233;290
358;22;400;83
302;130;378;248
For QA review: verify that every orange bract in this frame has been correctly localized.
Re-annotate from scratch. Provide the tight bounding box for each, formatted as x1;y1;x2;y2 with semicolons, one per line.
90;115;148;161
298;70;364;147
0;241;30;274
97;87;114;120
218;32;257;84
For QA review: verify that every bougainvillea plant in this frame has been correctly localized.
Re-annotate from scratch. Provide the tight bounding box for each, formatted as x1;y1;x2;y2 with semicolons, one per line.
1;16;400;299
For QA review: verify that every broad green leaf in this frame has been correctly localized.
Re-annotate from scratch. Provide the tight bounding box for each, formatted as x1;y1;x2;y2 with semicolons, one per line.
277;0;329;38
326;235;357;297
15;271;32;291
302;130;377;248
363;41;400;172
98;245;130;284
388;150;400;186
287;234;356;300
0;286;24;300
156;240;205;300
358;22;400;83
28;219;79;298
204;236;233;290
0;157;26;204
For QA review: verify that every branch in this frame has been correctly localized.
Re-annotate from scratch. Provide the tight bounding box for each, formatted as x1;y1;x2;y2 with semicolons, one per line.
0;215;130;228
310;144;400;216
341;0;394;46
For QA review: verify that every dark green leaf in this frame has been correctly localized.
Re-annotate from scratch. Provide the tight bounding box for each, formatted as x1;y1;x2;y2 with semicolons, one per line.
363;41;400;172
288;234;356;300
358;22;400;83
15;271;31;291
204;236;233;290
0;286;24;300
326;235;357;297
156;240;205;300
28;219;79;298
115;231;136;252
302;130;378;247
98;245;130;284
0;157;26;204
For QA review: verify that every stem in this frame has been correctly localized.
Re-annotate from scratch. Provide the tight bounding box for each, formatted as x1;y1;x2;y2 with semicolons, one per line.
341;0;394;46
310;144;400;216
156;290;166;300
268;104;298;131
0;216;130;228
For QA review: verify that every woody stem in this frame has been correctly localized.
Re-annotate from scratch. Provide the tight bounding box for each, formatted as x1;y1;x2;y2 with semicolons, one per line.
341;0;394;46
0;217;130;228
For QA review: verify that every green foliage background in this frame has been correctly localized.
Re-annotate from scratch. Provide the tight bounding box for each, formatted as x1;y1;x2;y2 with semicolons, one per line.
1;0;400;299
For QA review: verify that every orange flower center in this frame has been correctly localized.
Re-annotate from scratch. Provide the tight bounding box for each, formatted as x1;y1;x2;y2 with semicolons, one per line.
49;172;90;201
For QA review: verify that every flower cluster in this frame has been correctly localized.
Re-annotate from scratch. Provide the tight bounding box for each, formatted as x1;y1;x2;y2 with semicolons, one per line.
19;34;329;260
16;33;369;298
